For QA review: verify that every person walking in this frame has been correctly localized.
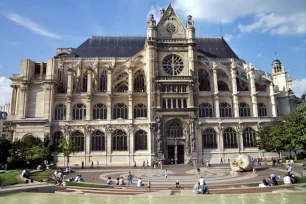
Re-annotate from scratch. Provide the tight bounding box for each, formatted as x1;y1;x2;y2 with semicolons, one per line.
165;170;168;179
127;171;133;185
220;158;223;164
147;160;149;167
91;161;94;168
81;161;84;169
142;161;146;170
97;160;99;168
133;161;137;168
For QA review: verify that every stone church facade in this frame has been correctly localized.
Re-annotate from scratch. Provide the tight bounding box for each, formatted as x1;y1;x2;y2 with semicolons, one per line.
5;5;301;166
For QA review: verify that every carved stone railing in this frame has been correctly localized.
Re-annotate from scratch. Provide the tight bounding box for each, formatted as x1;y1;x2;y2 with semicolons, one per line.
155;76;193;81
154;107;196;112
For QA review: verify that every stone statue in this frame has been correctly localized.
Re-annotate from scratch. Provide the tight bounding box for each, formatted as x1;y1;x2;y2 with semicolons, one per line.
187;15;194;28
230;154;254;172
148;14;156;26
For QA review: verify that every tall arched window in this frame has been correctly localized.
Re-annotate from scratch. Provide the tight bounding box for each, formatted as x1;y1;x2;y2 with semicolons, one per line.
165;119;183;138
199;103;213;117
218;81;229;91
258;103;267;117
91;130;105;151
82;72;88;92
134;104;147;118
113;103;128;119
243;127;256;148
198;69;210;91
223;128;237;148
53;131;63;149
112;130;127;151
202;128;217;148
99;70;107;92
71;131;84;151
73;104;86;120
135;130;147;150
239;103;251;117
220;103;232;117
55;104;66;120
134;75;145;92
93;104;107;120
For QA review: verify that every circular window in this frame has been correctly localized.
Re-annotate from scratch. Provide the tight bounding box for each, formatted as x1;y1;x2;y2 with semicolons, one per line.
166;23;176;34
162;54;184;76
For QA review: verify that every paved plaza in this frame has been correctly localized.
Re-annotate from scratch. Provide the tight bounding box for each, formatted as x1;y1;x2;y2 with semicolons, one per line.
67;164;304;186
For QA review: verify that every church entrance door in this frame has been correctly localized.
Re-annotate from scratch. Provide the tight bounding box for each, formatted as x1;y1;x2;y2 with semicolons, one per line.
177;145;184;164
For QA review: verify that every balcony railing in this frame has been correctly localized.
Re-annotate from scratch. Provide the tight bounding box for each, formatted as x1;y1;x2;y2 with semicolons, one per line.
155;76;193;81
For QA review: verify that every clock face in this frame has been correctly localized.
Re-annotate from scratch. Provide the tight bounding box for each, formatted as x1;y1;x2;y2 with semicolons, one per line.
162;54;184;76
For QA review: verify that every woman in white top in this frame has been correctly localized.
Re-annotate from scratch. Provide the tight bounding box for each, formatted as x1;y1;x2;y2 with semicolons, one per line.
137;178;143;187
283;175;291;184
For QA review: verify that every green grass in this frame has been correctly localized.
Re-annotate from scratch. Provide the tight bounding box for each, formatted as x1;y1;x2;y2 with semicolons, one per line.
294;160;306;163
0;170;24;186
66;182;107;188
248;177;306;187
31;170;54;182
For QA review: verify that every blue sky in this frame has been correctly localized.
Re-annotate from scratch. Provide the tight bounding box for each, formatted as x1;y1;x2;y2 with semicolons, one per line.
0;0;305;105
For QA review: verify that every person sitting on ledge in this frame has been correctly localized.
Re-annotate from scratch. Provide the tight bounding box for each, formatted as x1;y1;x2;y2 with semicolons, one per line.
116;177;120;185
137;178;144;187
291;174;300;184
283;174;291;184
261;177;269;186
193;182;200;194
78;175;84;182
258;180;267;187
107;177;113;185
119;177;125;185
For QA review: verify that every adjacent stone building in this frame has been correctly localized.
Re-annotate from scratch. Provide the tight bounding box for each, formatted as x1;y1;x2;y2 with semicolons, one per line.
5;5;301;166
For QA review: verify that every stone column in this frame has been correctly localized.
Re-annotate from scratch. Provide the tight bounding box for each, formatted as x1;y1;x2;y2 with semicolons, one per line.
128;68;133;118
231;59;239;118
85;126;92;165
107;95;112;120
128;125;134;166
212;62;220;117
218;127;224;152
155;116;164;160
249;67;258;117
128;68;133;92
66;69;74;121
18;84;28;119
107;68;112;93
43;83;53;120
188;84;194;108
15;87;19;114
40;62;44;80
270;83;277;117
105;126;113;165
86;95;92;121
87;69;92;94
10;85;17;115
146;44;155;121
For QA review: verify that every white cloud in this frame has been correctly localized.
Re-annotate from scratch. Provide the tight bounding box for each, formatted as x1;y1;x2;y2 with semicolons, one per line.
0;77;12;106
174;0;305;35
257;53;262;58
223;34;233;42
147;5;161;23
3;13;62;39
292;78;306;98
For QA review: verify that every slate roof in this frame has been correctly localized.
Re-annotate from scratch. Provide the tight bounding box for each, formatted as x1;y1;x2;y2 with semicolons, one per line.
69;36;239;59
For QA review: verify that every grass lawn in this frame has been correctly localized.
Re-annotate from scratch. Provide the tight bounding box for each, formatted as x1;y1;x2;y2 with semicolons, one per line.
31;170;54;182
294;160;306;163
248;177;306;187
0;170;24;186
66;182;107;188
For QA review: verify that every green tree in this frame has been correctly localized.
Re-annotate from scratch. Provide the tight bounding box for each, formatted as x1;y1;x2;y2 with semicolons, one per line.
0;138;12;165
57;136;79;167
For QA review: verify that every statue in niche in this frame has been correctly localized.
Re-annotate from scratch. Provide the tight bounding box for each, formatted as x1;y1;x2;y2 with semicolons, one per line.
148;14;156;26
187;15;194;28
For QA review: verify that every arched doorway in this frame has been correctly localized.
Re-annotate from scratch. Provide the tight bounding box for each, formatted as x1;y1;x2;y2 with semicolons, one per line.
164;119;185;164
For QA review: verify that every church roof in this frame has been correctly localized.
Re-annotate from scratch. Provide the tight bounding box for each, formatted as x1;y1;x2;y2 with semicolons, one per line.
69;36;238;59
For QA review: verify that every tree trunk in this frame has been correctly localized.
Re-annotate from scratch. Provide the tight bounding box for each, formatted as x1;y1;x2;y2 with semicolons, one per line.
278;152;281;159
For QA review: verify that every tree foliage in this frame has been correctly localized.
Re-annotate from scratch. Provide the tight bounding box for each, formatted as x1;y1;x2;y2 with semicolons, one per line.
0;138;12;166
257;102;306;157
57;136;79;167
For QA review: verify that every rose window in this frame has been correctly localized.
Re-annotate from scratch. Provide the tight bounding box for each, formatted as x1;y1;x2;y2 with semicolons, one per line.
166;23;176;34
162;54;184;76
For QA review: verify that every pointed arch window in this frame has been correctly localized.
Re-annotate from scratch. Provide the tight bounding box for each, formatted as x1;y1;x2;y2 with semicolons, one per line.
134;75;145;92
93;104;107;120
113;103;128;119
199;103;213;117
91;130;105;151
258;103;267;117
82;72;88;92
55;104;66;120
135;130;147;150
99;70;107;92
71;131;84;151
166;119;183;138
198;69;210;91
134;104;147;118
53;131;63;149
243;127;256;148
223;127;237;148
218;81;229;91
72;104;86;120
112;130;127;151
239;103;251;117
202;128;217;148
220;103;232;117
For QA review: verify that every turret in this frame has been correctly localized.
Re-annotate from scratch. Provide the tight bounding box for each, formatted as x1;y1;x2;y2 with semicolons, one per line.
272;59;284;74
147;14;157;40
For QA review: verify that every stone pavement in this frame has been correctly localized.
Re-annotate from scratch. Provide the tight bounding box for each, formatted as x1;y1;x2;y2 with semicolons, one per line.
66;164;304;186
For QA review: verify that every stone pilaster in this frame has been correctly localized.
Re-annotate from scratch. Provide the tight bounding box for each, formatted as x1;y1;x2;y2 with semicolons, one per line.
107;95;112;120
10;85;17;115
18;84;28;119
87;69;92;94
128;124;134;166
212;62;220;117
86;94;92;120
270;83;277;117
43;83;53;120
249;67;258;117
231;59;239;118
107;68;112;93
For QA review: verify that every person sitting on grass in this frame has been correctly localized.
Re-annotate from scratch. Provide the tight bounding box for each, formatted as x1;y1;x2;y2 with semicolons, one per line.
107;177;112;185
78;175;84;182
291;174;300;184
261;177;269;186
119;177;125;185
